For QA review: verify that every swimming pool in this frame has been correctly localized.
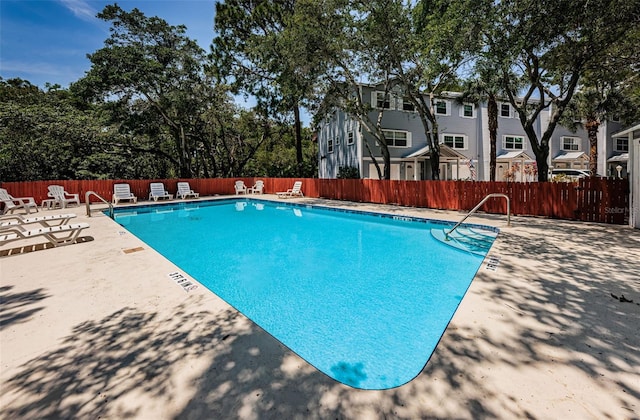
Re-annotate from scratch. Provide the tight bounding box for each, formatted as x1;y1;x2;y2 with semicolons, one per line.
113;199;497;389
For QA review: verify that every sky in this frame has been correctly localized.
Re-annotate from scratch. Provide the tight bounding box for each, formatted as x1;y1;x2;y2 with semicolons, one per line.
0;0;217;88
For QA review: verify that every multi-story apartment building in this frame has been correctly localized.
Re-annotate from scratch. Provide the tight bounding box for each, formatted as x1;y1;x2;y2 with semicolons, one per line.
317;83;626;181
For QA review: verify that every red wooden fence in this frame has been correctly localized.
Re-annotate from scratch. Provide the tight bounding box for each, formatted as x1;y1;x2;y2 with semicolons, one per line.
1;177;630;225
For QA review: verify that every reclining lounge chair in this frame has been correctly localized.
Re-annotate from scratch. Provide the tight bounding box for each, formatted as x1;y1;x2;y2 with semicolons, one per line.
149;182;173;201
0;222;90;248
276;181;304;198
176;182;199;199
112;184;138;204
1;213;77;229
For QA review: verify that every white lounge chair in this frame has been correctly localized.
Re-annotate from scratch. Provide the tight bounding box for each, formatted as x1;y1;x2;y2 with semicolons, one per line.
0;188;38;215
0;222;89;248
247;180;265;194
235;180;247;195
176;182;199;199
1;213;76;229
112;183;138;204
149;182;173;201
47;185;80;209
276;181;304;198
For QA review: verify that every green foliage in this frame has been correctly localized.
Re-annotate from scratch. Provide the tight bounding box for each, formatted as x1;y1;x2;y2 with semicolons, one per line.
3;1;639;184
337;166;360;179
212;0;329;174
0;79;110;181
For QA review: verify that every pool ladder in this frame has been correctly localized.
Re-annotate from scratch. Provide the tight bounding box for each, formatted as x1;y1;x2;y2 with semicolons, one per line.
85;191;114;219
446;193;510;240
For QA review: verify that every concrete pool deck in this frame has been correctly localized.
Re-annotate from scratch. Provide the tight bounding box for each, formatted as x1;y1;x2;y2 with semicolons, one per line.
1;195;638;419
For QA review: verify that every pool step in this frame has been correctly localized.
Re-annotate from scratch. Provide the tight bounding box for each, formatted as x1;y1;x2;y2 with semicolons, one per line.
430;226;497;255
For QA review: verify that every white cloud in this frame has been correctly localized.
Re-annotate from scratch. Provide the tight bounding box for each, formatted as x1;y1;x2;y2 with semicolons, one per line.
58;0;97;22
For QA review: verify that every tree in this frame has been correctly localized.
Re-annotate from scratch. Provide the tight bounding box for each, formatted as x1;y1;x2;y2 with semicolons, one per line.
310;0;407;180
379;0;482;179
0;78;115;181
482;0;639;181
459;61;504;181
561;26;640;176
212;0;325;176
74;4;222;178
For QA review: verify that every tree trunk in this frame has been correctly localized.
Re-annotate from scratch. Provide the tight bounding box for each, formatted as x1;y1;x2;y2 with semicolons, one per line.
585;118;600;176
293;104;303;176
488;96;498;182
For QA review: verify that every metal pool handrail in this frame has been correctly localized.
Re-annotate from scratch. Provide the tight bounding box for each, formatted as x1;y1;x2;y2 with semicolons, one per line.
85;191;114;219
446;193;510;239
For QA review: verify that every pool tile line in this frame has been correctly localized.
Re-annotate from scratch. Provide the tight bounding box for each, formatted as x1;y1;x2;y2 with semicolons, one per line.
111;197;500;235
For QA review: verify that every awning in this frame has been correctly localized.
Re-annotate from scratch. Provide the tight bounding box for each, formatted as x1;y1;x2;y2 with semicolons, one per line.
403;144;467;159
405;145;430;158
607;153;629;163
553;151;589;161
612;123;640;138
497;150;534;160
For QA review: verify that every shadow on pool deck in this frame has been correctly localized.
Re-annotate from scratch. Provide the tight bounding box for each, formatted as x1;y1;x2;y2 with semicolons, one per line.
1;198;638;419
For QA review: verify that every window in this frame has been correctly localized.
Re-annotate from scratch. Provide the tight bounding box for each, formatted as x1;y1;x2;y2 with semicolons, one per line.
500;103;511;118
382;130;410;147
442;134;467;150
328;139;334;153
561;136;581;151
460;103;475;118
347;131;355;145
611;114;620;122
401;97;415;111
373;91;392;109
504;135;525;150
615;138;629;152
435;100;449;115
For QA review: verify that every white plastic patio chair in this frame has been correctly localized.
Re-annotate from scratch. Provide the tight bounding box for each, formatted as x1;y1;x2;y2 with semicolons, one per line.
176;182;199;199
112;183;138;204
149;182;173;201
0;188;39;215
276;181;304;198
47;185;80;209
0;222;90;248
235;180;247;195
247;180;265;194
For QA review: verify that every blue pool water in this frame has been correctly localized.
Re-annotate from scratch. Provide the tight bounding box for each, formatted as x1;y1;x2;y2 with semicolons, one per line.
113;199;496;389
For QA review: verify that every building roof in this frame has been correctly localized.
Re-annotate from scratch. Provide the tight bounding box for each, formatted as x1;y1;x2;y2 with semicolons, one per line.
607;153;629;162
404;144;467;159
553;151;589;161
612;123;640;138
496;150;534;161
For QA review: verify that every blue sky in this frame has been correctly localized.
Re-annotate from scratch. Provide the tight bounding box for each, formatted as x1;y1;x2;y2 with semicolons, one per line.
0;0;217;88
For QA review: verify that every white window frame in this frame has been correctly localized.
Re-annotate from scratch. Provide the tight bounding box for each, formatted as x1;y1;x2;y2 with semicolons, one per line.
499;103;512;118
434;100;450;116
441;133;468;150
459;103;476;118
327;139;334;154
347;131;355;145
561;136;581;151
615;138;628;152
382;129;411;148
372;91;393;110
398;97;416;112
503;135;525;150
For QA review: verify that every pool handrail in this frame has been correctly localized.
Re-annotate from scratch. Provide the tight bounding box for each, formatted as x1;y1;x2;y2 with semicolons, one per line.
85;191;114;219
446;193;510;239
